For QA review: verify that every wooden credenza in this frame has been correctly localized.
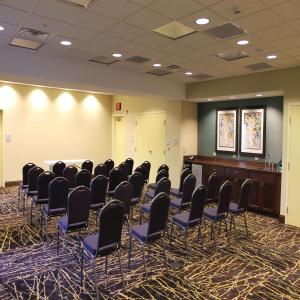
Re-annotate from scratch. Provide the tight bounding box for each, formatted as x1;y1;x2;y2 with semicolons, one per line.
184;156;282;216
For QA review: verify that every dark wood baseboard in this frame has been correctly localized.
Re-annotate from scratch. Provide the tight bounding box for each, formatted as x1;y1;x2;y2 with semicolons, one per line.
5;180;21;187
278;214;285;224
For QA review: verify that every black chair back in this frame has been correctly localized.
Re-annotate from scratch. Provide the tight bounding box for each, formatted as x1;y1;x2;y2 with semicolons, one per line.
125;158;134;175
108;167;123;192
52;161;66;177
207;172;218;200
104;159;114;174
91;175;108;206
178;168;192;193
97;200;125;256
217;180;233;215
28;166;44;193
119;162;130;180
82;160;93;173
94;164;108;177
147;193;170;241
114;181;133;216
129;172;144;199
155;170;169;184
63;165;78;188
181;174;196;206
48;177;69;210
37;171;56;199
238;179;253;210
155;177;171;196
157;164;169;173
142;161;151;182
189;185;207;222
22;163;36;185
76;169;92;188
67;186;91;227
134;165;146;181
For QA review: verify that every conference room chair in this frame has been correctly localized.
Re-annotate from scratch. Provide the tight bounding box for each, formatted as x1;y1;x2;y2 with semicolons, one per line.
94;163;108;178
229;179;253;240
90;175;108;225
57;186;91;254
31;171;56;225
52;161;66;177
140;177;171;224
157;164;169;174
82;160;93;173
107;167;123;197
18;162;35;209
125;158;134;175
76;169;92;188
128;172;144;218
63;165;78;190
42;177;69;246
134;165;146;181
203;180;233;251
128;192;170;280
170;168;191;197
206;172;218;205
170;185;207;257
148;169;169;190
104;159;114;174
142;161;151;184
119;161;130;180
170;174;196;212
80;200;125;296
24;166;44;213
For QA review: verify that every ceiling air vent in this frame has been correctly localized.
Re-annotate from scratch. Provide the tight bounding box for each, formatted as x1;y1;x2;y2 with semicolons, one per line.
89;55;119;65
218;49;249;61
147;69;172;76
9;28;48;50
153;21;196;40
246;63;273;71
205;22;247;40
58;0;95;8
192;73;213;80
167;64;181;70
126;56;151;63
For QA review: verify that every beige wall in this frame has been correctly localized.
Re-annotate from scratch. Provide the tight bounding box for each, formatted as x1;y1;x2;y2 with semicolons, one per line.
0;82;112;183
187;66;300;220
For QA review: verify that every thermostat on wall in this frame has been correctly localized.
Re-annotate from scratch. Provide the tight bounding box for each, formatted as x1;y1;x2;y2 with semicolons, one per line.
5;133;12;142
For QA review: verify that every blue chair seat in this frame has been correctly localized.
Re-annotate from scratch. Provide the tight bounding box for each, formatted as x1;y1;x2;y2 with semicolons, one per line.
145;190;154;199
229;202;244;214
58;216;87;232
170;198;182;210
172;212;200;228
42;204;65;216
83;234;98;256
131;223;148;242
32;196;48;205
170;187;182;197
203;207;225;221
131;197;140;204
141;203;151;213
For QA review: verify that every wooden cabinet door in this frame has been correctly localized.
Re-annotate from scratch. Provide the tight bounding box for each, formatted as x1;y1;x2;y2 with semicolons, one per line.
202;165;224;188
225;168;248;203
260;181;276;214
248;179;261;210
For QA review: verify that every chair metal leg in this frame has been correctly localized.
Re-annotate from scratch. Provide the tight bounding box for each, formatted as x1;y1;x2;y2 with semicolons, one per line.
105;256;108;275
141;244;148;280
57;227;60;255
197;223;204;251
169;222;174;246
211;222;217;251
161;238;168;270
93;259;99;300
244;212;249;237
224;218;230;244
139;210;143;225
117;249;125;289
128;234;133;268
80;248;84;286
218;220;222;234
231;214;237;240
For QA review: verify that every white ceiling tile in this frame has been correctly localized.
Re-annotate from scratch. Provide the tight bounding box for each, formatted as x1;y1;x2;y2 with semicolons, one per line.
178;31;216;48
282;46;300;56
0;5;27;25
72;11;117;32
133;32;170;47
66;49;104;61
193;0;223;7
88;0;141;20
23;14;65;35
33;0;82;23
270;35;300;50
0;0;38;12
128;0;156;6
140;49;170;60
231;56;264;66
223;34;263;47
210;0;267;20
117;42;149;54
37;43;73;56
92;33;125;48
124;8;171;30
0;34;10;48
254;23;298;42
177;49;208;60
290;19;300;33
159;41;192;55
271;0;300;21
261;0;289;7
235;9;284;33
105;22;145;40
201;41;234;55
244;43;278;56
0;22;19;37
266;57;300;67
148;0;204;19
60;24;98;41
72;40;109;53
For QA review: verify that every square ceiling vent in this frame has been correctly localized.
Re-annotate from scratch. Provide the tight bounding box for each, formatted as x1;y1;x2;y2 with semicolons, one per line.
126;56;151;63
246;63;273;71
89;55;119;65
147;69;172;76
58;0;95;8
9;28;48;50
205;22;247;40
217;49;249;61
153;21;197;40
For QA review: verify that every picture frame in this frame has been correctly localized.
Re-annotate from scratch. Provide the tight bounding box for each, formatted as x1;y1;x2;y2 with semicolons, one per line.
216;108;238;154
240;106;266;157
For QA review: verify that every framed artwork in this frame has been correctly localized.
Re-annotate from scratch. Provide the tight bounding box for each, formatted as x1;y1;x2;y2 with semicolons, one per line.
240;107;266;156
216;109;238;153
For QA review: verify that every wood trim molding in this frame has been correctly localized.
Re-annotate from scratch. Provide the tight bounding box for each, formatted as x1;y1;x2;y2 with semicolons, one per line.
5;180;21;187
278;214;285;224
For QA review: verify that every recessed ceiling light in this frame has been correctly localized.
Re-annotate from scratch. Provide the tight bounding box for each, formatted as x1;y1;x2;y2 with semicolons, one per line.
195;18;210;25
256;94;263;97
266;54;277;59
230;96;236;99
185;71;193;75
112;53;122;58
0;25;4;31
207;98;213;101
153;63;162;67
60;40;72;46
237;40;249;45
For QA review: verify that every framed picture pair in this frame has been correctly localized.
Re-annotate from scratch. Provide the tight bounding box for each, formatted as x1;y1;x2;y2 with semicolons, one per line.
216;107;266;156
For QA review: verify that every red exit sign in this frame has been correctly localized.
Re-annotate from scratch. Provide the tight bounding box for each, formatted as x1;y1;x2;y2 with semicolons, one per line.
115;102;122;110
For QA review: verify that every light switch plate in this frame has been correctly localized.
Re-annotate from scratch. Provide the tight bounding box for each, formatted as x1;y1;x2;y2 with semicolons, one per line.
5;133;12;142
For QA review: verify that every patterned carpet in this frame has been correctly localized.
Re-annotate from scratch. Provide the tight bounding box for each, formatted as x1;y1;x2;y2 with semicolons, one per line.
0;186;299;300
